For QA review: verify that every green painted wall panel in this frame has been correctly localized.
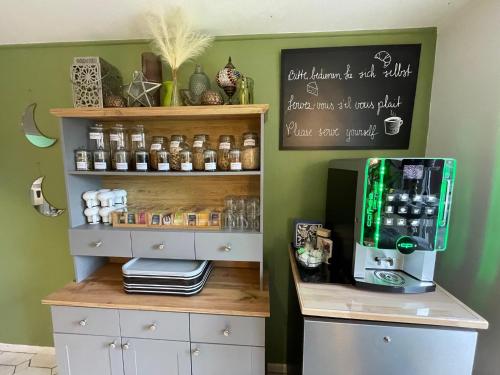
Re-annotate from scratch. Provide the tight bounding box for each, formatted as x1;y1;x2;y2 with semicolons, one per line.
0;28;435;362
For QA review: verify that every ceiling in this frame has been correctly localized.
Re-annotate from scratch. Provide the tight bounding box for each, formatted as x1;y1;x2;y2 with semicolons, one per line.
0;0;471;45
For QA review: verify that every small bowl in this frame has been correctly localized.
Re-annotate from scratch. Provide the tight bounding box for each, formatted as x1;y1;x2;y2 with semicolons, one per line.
295;250;322;269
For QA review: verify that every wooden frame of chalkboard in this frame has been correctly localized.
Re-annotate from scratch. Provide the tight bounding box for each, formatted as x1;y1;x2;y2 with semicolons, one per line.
279;44;421;150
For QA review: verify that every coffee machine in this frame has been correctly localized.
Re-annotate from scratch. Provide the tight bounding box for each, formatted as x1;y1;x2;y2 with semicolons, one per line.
325;158;456;293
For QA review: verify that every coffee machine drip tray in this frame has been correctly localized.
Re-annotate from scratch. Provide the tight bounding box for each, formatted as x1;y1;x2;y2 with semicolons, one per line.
355;269;436;294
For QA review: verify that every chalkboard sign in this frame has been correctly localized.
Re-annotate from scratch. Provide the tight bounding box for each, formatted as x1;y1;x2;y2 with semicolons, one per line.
280;44;421;150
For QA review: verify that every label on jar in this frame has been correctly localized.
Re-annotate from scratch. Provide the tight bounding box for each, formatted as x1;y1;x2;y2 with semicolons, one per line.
116;162;128;171
230;162;242;171
131;134;143;142
170;141;180;148
109;134;120;142
94;161;107;170
150;143;162;151
89;132;103;140
193;140;204;148
158;162;170;171
243;139;256;147
181;162;193;171
76;161;88;170
219;142;231;150
136;163;148;171
205;162;216;171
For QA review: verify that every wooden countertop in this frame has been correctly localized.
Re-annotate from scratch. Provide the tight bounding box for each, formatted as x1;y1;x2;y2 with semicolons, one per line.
289;248;488;329
43;264;270;318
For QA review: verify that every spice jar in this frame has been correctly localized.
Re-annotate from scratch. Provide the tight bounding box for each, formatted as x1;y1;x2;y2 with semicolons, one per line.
217;135;235;171
180;147;193;172
150;136;167;170
88;124;107;151
204;149;217;172
192;134;210;171
130;124;146;168
135;147;149;172
93;149;110;171
169;135;187;171
229;148;242;171
241;132;260;170
115;147;130;171
74;149;92;171
109;124;128;170
156;148;170;171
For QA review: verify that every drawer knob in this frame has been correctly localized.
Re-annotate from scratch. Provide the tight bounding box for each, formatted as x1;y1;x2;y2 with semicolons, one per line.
79;319;87;327
149;323;157;331
192;348;200;356
223;328;231;337
122;343;130;350
383;336;391;343
223;243;232;252
93;241;103;248
109;341;117;349
157;242;165;250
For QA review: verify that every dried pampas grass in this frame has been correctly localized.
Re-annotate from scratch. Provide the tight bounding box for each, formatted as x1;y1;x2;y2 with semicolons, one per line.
145;7;213;71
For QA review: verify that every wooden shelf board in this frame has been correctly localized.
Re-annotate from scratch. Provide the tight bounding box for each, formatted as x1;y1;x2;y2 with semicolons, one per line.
68;170;261;177
50;105;269;120
43;263;270;318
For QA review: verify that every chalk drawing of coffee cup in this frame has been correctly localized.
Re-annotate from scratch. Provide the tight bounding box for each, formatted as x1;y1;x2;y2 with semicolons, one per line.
384;116;403;135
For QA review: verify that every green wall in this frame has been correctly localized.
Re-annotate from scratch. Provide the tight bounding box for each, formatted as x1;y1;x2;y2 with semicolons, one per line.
0;28;436;363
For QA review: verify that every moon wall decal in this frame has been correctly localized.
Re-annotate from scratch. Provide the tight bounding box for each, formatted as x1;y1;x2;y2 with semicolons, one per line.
30;176;65;217
21;103;57;148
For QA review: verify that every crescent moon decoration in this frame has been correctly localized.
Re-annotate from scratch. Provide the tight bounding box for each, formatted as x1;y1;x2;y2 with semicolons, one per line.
30;176;65;217
21;103;57;148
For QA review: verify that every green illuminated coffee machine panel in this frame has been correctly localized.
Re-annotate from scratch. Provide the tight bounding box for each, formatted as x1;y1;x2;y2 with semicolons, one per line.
361;158;455;253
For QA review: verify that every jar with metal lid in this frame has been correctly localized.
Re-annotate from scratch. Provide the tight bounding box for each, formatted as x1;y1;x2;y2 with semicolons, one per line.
74;149;92;171
135;147;149;172
93;149;110;171
203;149;217;172
156;148;170;171
180;146;193;172
88;123;107;151
115;147;130;171
229;148;242;171
109;124;128;169
192;134;210;171
241;132;260;170
169;135;187;171
217;135;235;171
150;136;167;170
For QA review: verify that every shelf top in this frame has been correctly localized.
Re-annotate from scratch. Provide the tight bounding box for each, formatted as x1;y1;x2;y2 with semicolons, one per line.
50;104;269;120
43;263;270;318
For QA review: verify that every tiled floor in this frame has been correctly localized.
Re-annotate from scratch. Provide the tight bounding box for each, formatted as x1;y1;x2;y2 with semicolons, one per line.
0;351;57;375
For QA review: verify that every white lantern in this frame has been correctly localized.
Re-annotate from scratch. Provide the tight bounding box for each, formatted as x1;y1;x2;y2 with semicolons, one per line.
84;207;100;224
97;191;115;207
82;191;99;208
112;189;127;205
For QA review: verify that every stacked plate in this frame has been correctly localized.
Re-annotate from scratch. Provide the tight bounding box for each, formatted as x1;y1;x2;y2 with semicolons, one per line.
122;258;213;296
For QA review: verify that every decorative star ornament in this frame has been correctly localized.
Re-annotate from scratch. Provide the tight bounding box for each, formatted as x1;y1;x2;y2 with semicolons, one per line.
125;71;162;107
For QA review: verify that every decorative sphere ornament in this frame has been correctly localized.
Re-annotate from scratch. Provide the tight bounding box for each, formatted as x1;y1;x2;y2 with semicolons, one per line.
200;90;224;105
216;57;241;104
104;94;126;108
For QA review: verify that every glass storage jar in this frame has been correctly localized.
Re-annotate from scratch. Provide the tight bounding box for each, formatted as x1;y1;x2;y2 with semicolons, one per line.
217;135;235;171
150;136;167;170
115;147;130;171
180;147;193;172
192;134;210;171
229;148;242;171
241;132;260;170
135;147;149;172
88;123;107;151
109;124;128;170
156;148;170;171
203;149;217;172
169;135;187;171
74;149;92;171
93;149;110;171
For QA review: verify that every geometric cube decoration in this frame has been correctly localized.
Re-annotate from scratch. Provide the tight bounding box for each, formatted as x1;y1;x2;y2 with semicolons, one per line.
70;57;123;108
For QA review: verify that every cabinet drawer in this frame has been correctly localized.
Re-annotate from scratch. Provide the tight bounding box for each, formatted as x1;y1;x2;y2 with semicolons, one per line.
195;233;262;261
69;229;131;257
51;306;120;336
119;310;189;341
131;231;195;259
190;314;265;346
